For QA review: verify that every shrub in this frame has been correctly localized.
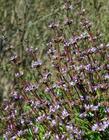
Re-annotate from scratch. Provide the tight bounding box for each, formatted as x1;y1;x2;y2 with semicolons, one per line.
0;0;109;139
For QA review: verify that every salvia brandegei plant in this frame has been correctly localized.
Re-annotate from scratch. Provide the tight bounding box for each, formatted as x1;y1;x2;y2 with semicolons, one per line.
0;0;109;139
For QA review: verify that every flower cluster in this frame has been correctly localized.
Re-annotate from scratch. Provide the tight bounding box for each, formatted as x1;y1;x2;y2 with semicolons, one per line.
1;0;109;139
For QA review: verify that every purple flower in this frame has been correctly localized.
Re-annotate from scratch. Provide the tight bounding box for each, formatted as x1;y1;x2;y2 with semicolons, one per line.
92;119;109;131
24;83;38;92
104;74;109;79
51;120;56;126
26;46;38;55
92;123;98;131
62;109;69;119
31;60;42;68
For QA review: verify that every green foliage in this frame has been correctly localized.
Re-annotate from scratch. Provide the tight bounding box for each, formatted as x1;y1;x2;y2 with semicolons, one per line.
83;131;101;140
